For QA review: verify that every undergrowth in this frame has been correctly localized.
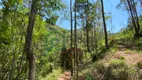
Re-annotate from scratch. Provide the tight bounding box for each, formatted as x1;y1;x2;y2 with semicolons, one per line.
79;58;140;80
41;68;62;80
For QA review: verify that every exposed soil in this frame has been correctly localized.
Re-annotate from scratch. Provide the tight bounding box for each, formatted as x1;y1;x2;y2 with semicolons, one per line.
112;44;142;65
58;71;71;80
58;44;142;80
113;50;142;65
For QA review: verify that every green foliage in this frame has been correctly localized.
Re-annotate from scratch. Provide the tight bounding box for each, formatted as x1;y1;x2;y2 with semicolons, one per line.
94;62;106;73
80;60;138;80
119;29;134;41
127;67;138;78
0;0;67;79
106;59;129;80
110;59;126;68
119;56;125;60
137;62;142;69
0;0;141;79
85;73;94;80
41;68;62;80
41;63;53;77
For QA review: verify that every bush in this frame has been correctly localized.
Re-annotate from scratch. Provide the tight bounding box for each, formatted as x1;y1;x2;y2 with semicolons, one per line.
41;68;62;80
85;73;94;80
127;67;138;80
137;62;142;69
109;59;126;68
105;59;129;80
119;56;125;60
41;63;53;77
94;62;106;73
80;60;139;80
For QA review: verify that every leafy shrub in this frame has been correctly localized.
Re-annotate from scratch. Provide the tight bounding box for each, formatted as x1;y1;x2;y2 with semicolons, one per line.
41;68;62;80
119;56;125;60
41;63;53;77
127;67;138;80
94;62;106;73
109;59;126;68
105;59;129;80
85;73;94;80
137;62;142;69
80;60;139;80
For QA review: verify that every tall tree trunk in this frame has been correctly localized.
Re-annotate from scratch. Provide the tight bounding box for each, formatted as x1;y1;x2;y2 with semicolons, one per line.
74;0;78;79
101;0;109;49
86;0;90;52
70;0;73;76
86;27;90;51
131;0;140;32
24;0;37;80
127;0;139;38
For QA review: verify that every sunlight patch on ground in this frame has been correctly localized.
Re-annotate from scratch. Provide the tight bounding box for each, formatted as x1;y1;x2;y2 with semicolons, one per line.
41;68;62;80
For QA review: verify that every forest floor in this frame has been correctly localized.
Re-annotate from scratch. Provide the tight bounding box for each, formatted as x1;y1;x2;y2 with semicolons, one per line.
57;44;142;80
57;71;71;80
112;44;142;65
57;41;142;80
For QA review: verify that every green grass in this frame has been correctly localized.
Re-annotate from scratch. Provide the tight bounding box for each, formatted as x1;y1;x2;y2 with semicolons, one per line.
41;68;62;80
125;48;142;54
110;59;126;68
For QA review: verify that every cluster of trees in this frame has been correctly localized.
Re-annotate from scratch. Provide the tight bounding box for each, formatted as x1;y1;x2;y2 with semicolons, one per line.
0;0;141;80
0;0;66;80
117;0;142;38
69;0;109;79
70;0;142;79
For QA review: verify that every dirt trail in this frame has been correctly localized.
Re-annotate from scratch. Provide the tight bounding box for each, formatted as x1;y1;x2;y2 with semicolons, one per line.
112;45;142;65
58;71;71;80
58;44;142;80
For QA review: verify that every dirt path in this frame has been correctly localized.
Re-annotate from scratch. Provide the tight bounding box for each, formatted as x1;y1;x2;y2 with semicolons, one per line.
112;45;142;65
58;71;71;80
58;44;142;80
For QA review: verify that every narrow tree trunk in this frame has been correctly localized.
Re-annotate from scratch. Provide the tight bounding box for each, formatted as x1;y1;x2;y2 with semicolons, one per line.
86;0;90;52
70;0;73;76
127;0;139;38
86;28;90;51
74;0;78;79
101;0;109;49
24;0;37;80
131;0;140;32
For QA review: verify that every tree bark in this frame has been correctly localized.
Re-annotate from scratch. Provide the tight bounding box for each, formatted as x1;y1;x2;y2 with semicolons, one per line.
74;0;78;79
24;0;37;80
101;0;109;49
70;0;73;76
86;0;90;52
86;26;90;51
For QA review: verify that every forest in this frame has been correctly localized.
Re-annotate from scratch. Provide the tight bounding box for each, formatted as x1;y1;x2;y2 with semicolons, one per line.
0;0;142;80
